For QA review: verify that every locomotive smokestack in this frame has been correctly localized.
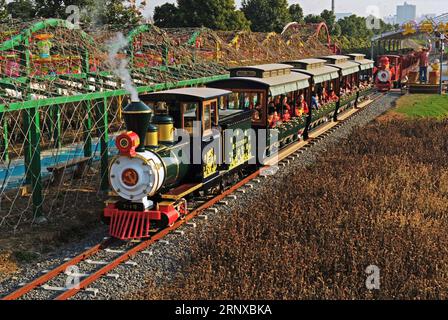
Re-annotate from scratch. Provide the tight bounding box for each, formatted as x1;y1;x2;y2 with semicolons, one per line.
122;100;152;152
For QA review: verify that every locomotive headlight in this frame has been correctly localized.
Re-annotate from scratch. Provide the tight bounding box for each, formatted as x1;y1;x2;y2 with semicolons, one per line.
109;150;166;201
377;70;390;82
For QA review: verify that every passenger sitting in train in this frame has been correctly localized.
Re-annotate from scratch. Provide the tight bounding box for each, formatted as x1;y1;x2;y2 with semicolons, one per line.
295;101;304;117
311;93;320;110
282;96;291;113
322;87;329;104
345;83;353;94
329;89;339;102
268;112;276;128
295;94;309;118
274;110;281;123
282;108;291;122
268;101;276;115
274;96;282;111
252;109;261;121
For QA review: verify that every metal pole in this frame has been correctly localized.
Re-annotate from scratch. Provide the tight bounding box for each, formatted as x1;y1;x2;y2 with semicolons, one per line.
440;35;445;95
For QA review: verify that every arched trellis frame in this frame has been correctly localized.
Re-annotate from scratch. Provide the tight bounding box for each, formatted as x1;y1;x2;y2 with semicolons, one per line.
281;21;339;54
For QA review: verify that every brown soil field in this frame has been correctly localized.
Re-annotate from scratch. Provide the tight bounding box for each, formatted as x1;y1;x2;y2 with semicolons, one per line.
135;118;448;300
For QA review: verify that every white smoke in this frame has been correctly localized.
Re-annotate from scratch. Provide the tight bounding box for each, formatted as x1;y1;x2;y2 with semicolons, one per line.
106;32;140;102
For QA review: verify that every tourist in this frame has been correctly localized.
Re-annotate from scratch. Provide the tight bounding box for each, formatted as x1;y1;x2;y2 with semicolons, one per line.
419;44;431;83
311;93;320;110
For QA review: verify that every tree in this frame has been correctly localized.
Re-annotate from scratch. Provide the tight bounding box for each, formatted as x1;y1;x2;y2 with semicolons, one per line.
94;0;143;28
154;0;250;31
374;19;396;35
0;0;9;22
242;0;290;33
304;14;324;24
288;3;303;23
154;3;180;28
337;15;373;39
320;9;342;36
320;10;335;28
6;0;36;20
34;0;94;19
331;22;341;37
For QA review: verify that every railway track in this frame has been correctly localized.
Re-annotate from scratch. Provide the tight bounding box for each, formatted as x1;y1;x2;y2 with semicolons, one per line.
1;91;390;300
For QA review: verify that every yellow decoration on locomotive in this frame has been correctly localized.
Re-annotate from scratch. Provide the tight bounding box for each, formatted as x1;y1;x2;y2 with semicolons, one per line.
229;131;251;170
203;148;218;178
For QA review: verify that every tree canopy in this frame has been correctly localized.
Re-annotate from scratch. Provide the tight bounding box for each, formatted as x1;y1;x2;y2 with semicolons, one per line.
337;14;374;39
5;0;36;21
0;0;9;22
154;3;179;28
241;0;291;33
304;14;324;24
288;3;303;23
93;0;143;28
154;0;250;31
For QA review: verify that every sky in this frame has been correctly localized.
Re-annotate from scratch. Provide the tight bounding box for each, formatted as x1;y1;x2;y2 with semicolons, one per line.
143;0;448;19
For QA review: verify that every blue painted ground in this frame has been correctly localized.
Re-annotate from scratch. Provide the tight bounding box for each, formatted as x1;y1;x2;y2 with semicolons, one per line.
0;138;118;191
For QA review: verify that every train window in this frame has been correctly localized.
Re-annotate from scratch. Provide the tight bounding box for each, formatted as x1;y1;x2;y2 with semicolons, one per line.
203;103;212;134
229;92;239;109
252;92;265;125
210;101;218;126
182;102;198;135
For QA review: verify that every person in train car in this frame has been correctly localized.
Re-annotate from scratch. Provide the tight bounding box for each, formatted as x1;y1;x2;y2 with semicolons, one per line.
282;108;291;122
294;99;304;118
322;86;329;104
268;101;276;115
311;92;320;110
268;111;276;128
252;109;261;121
346;81;352;92
274;110;281;124
282;96;291;115
274;96;282;112
329;89;339;102
253;103;262;119
267;102;279;127
297;93;309;118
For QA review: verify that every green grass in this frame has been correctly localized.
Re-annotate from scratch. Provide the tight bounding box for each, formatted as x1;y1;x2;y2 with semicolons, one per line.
394;94;448;119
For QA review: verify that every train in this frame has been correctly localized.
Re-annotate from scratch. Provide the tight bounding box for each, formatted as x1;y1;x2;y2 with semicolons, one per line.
103;54;375;240
374;49;420;91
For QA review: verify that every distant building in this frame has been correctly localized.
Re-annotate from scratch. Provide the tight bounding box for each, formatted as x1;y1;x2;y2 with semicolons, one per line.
396;2;417;24
336;13;352;21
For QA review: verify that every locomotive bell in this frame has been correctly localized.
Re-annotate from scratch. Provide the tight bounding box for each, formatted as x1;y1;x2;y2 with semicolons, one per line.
122;100;152;152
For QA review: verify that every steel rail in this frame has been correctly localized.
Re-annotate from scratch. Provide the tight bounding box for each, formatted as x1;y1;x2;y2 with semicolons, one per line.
1;239;113;300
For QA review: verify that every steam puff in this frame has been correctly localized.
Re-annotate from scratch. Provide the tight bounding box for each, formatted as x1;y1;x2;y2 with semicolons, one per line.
107;33;139;102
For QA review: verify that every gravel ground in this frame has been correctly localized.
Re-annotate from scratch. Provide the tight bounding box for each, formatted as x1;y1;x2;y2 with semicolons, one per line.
0;92;400;300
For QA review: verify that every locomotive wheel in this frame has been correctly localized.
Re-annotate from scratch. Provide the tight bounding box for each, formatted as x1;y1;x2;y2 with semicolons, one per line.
160;214;172;229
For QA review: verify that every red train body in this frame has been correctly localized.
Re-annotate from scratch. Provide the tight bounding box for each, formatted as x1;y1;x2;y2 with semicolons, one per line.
374;51;419;91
